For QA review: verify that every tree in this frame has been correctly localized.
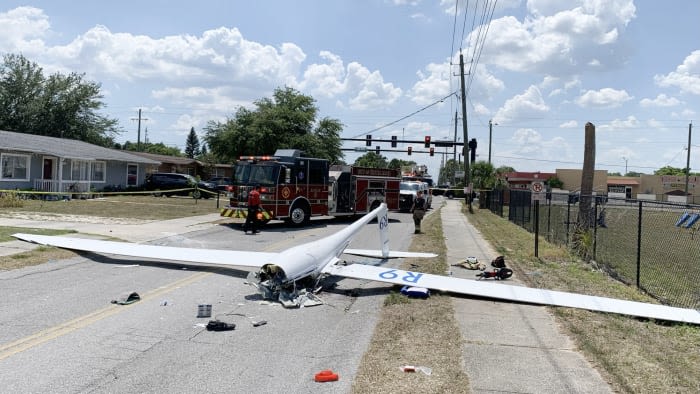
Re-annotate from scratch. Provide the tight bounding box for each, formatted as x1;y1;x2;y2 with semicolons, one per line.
387;158;416;172
470;161;496;189
438;159;463;185
122;141;182;156
626;171;643;177
204;87;344;163
546;176;563;189
0;53;121;146
353;152;388;168
185;127;201;158
654;166;686;176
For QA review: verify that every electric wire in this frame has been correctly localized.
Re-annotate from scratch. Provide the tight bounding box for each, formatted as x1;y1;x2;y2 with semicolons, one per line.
350;90;458;138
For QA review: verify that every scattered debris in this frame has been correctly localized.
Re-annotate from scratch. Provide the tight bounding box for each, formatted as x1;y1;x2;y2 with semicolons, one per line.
160;300;168;306
400;365;432;375
252;320;267;327
111;292;140;305
452;256;486;271
491;255;506;268
476;268;513;280
314;369;339;382
205;319;236;331
400;286;430;299
197;304;212;318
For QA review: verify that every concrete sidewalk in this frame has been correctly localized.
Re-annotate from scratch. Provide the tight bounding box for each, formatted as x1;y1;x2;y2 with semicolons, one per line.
440;199;611;393
0;213;222;257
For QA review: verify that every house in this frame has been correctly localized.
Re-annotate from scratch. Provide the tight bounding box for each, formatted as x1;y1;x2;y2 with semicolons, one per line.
0;130;160;193
128;151;233;180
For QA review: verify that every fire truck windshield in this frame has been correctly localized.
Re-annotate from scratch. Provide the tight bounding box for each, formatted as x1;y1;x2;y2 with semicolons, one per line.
234;163;279;186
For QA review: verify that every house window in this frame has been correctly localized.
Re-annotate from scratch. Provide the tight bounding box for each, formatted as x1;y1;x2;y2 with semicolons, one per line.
91;162;106;182
1;153;29;181
71;160;90;180
69;160;106;182
127;164;138;186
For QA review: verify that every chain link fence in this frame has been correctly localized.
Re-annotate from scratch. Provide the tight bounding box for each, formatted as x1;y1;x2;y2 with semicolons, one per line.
487;189;700;309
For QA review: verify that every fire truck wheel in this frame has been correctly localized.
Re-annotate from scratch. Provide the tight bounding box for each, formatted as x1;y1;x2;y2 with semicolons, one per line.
288;203;310;226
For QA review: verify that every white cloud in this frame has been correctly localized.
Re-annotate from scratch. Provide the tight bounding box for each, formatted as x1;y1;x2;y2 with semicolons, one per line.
494;85;549;122
654;50;700;95
639;94;681;108
0;7;50;54
345;62;402;110
575;88;632;108
560;120;578;128
477;0;636;75
409;62;452;105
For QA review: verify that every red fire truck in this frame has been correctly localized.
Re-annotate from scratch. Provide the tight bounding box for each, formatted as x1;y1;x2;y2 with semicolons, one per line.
220;149;400;225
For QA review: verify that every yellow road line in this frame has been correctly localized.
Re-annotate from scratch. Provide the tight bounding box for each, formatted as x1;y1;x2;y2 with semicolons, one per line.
0;227;324;360
0;271;210;361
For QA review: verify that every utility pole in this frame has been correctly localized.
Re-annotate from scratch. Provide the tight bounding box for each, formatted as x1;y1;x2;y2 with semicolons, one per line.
453;111;458;162
685;122;693;198
130;109;149;151
488;119;493;164
459;52;472;213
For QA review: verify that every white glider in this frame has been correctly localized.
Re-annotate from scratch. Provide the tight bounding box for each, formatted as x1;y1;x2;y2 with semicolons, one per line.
12;203;700;324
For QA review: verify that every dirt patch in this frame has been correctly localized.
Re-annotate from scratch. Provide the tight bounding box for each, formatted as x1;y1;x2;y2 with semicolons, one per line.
353;209;470;393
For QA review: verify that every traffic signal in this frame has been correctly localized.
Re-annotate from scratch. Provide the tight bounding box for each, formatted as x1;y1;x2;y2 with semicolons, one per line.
407;146;412;155
429;147;435;156
375;145;380;155
469;138;477;163
391;135;397;147
366;135;372;146
424;135;431;148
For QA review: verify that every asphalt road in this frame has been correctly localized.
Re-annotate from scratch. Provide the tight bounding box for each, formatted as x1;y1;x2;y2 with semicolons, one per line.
0;212;417;393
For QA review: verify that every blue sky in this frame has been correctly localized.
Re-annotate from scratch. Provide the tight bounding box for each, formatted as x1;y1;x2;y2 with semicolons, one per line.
1;1;699;176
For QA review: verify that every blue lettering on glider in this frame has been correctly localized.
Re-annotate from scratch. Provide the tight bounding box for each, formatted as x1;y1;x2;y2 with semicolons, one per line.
379;269;423;283
379;214;388;229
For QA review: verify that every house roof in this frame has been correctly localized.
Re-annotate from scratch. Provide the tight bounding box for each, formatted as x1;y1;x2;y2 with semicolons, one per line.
128;151;197;165
0;130;160;164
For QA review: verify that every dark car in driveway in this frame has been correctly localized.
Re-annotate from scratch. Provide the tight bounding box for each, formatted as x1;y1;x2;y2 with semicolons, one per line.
143;173;217;198
207;176;233;192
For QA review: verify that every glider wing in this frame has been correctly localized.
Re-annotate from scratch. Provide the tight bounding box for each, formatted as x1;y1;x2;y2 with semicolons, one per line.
325;263;700;325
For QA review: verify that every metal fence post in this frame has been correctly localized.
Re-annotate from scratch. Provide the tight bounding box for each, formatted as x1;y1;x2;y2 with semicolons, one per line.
534;200;540;257
636;200;642;289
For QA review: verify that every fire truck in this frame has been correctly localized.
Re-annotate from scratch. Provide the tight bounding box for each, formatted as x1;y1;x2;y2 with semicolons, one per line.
220;149;400;226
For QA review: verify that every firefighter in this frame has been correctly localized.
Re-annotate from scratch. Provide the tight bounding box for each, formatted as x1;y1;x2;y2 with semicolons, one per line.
243;184;261;234
411;190;427;234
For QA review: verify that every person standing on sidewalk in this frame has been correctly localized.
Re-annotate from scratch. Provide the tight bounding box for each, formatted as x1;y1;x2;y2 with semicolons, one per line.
411;190;427;234
243;184;261;234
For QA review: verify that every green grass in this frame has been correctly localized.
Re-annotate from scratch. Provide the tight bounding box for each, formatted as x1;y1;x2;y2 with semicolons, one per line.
512;202;700;309
0;227;76;242
0;194;226;220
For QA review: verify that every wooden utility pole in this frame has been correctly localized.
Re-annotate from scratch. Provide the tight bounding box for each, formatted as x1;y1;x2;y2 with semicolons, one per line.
130;109;149;151
459;52;472;213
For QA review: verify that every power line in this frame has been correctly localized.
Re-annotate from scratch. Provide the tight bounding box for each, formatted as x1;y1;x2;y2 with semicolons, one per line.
350;91;458;138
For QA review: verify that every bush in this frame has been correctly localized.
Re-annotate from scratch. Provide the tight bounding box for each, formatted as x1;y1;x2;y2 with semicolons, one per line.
0;191;24;208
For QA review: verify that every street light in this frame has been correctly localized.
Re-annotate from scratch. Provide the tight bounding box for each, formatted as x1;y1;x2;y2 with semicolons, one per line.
622;156;628;175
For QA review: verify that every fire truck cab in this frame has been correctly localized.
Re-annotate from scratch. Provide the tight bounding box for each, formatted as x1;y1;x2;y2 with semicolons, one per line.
221;149;400;226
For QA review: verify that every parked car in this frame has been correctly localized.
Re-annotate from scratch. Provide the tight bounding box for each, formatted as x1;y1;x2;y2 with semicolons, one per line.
143;173;217;198
208;176;233;192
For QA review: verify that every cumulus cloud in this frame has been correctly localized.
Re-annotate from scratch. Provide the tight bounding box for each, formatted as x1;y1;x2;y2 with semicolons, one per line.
639;94;681;107
494;85;550;122
0;7;50;53
475;0;636;75
575;88;632;108
654;50;700;95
